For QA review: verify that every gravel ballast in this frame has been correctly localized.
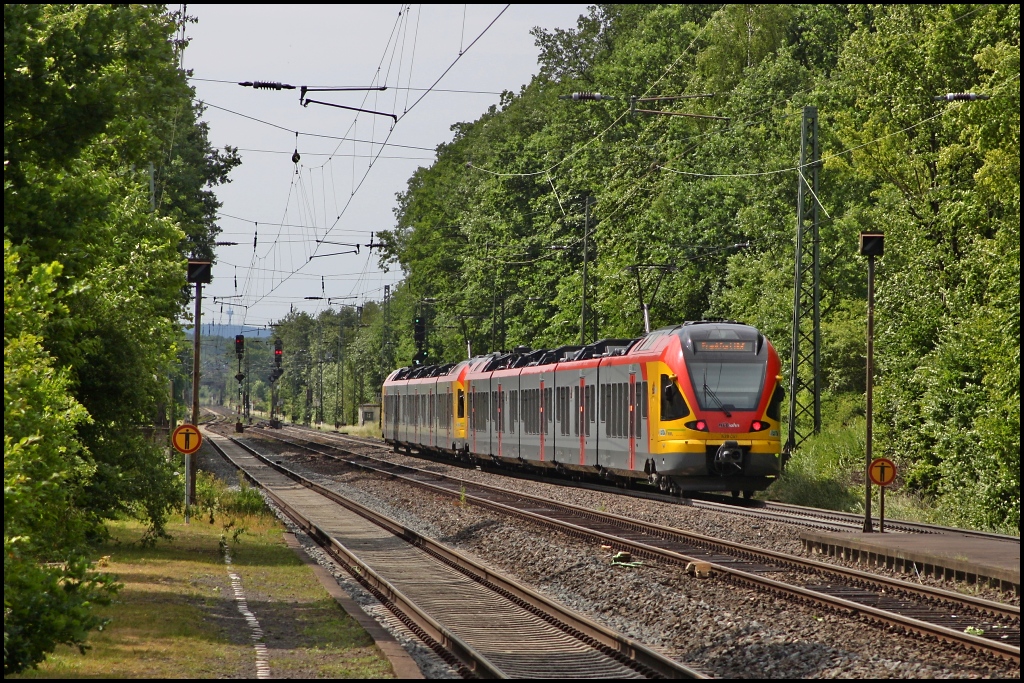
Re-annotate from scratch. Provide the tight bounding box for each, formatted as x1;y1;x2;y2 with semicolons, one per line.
216;432;1019;679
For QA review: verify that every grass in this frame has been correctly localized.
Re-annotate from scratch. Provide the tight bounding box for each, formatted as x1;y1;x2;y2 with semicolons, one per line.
12;507;395;678
763;395;952;528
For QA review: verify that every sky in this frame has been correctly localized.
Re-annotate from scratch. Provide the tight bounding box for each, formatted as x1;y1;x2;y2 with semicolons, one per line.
184;4;588;333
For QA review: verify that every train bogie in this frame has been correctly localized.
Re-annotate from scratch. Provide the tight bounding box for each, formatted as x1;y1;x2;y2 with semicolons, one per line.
382;321;783;495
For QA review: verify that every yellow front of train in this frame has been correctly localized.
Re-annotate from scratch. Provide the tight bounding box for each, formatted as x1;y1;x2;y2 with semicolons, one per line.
645;323;783;494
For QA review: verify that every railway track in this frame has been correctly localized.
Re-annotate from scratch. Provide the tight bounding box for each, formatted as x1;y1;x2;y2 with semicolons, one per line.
203;426;706;679
281;423;1020;541
242;423;1020;664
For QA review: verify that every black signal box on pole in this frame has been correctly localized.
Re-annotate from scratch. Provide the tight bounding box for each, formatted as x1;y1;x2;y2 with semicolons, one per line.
859;233;885;257
187;261;212;284
235;334;245;356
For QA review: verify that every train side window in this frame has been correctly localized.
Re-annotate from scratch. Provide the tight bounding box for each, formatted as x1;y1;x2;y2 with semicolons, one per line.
620;383;627;437
509;390;516;433
600;384;607;423
585;385;594;438
661;374;689;421
565;387;573;436
768;383;784;421
573;385;579;436
608;385;614;437
633;382;641;438
545;388;552;431
457;389;465;418
609;384;616;437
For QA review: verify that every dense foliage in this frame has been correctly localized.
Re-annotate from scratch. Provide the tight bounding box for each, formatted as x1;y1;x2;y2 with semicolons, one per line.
4;5;239;672
364;5;1018;529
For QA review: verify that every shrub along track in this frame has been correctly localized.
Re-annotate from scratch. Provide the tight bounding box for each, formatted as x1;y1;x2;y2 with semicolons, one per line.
249;424;1020;666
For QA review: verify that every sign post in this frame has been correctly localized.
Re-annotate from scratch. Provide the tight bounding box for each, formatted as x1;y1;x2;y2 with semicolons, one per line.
185;260;211;523
868;457;897;533
858;233;884;532
171;423;203;524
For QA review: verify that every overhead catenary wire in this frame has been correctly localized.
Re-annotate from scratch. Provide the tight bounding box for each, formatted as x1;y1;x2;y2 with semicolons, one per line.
231;5;491;318
240;4;513;316
190;76;504;95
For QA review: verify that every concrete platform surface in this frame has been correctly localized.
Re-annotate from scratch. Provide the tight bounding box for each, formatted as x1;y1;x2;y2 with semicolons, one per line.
800;529;1020;595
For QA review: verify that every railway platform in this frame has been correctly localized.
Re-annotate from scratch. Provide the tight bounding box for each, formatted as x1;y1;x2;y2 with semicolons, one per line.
800;529;1020;595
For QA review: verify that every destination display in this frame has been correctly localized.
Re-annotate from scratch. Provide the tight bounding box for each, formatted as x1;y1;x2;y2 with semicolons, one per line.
696;340;754;352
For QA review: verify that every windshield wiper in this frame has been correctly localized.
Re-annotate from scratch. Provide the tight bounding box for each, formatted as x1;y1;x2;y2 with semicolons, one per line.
702;375;732;417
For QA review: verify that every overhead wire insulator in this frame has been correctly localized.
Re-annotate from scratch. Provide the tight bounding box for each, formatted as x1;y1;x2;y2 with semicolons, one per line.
239;81;296;90
559;92;613;101
934;92;990;101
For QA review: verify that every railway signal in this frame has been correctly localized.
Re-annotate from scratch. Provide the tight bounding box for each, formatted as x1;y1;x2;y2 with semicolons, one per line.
235;334;245;356
413;315;426;365
274;338;283;366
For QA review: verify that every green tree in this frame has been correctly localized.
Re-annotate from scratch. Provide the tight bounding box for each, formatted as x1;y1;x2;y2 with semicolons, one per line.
4;6;242;670
361;5;1021;528
4;242;118;674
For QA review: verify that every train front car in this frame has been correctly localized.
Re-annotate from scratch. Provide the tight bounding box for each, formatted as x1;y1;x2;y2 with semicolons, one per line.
649;321;783;496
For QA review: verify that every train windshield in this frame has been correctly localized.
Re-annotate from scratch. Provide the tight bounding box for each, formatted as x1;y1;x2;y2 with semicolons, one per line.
685;360;765;412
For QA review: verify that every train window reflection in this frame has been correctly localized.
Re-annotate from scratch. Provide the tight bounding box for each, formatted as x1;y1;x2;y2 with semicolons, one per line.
686;362;765;412
660;374;689;421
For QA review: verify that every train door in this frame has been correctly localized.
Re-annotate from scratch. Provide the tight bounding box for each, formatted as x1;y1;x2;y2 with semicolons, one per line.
445;384;453;451
495;382;503;459
581;364;599;467
540;371;554;462
517;371;540;464
628;371;637;471
469;383;477;455
390;388;400;442
395;389;403;444
453;364;468;452
504;374;520;460
553;371;572;464
411;387;419;446
428;387;435;450
598;362;630;471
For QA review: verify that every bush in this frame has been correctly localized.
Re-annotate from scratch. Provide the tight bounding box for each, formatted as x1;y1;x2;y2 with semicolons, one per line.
191;470;268;521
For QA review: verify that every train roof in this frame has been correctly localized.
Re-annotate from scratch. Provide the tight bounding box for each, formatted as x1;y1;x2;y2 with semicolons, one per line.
384;320;764;381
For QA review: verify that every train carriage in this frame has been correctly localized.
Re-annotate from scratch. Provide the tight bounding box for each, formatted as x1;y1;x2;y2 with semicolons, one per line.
382;321;783;496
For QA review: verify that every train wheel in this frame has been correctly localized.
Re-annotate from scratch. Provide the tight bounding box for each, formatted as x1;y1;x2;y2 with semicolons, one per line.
731;490;740;498
743;490;753;500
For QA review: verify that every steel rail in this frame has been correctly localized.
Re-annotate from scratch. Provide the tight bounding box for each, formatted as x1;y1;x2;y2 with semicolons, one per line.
283;424;1019;542
253;426;1020;663
206;429;707;679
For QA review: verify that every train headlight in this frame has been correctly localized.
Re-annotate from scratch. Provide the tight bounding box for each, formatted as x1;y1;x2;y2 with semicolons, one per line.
750;420;770;432
685;419;708;432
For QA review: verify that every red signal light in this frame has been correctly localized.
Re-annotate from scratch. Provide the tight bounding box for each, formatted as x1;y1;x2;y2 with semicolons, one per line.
752;420;763;431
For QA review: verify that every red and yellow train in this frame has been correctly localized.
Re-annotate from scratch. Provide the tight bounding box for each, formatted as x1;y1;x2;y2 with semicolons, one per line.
382;321;784;496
